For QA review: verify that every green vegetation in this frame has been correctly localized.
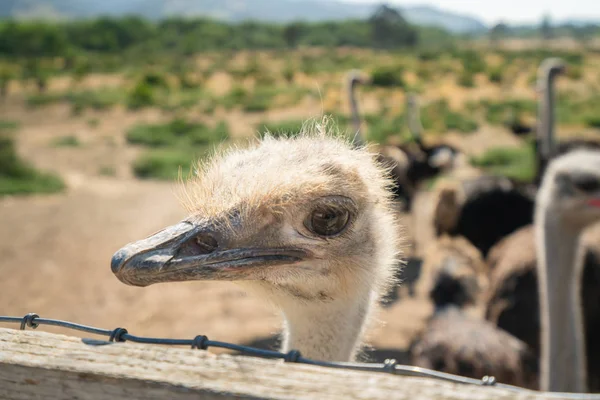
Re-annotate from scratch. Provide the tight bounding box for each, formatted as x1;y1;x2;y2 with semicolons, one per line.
0;9;420;62
0;120;19;133
475;99;537;125
421;99;478;134
364;113;407;143
98;165;116;176
127;117;229;179
27;87;123;113
133;149;199;180
52;135;81;147
470;143;536;182
126;118;229;148
0;136;64;195
556;94;600;126
487;67;504;84
371;66;405;88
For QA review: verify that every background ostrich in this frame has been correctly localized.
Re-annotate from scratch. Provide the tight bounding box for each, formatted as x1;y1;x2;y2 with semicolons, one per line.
112;119;403;362
533;58;600;183
411;150;600;393
347;70;455;210
347;69;413;206
406;93;460;171
430;57;570;257
483;58;600;392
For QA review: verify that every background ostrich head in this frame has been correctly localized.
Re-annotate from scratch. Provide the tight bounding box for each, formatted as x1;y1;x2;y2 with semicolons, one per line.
111;118;403;361
537;149;600;229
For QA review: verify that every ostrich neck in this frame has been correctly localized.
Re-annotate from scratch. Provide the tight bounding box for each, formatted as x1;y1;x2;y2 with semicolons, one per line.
407;101;423;144
535;74;556;184
348;82;365;147
278;285;373;362
535;208;587;392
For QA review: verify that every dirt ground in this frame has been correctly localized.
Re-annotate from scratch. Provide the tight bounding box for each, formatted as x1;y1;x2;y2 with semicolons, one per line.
0;62;597;363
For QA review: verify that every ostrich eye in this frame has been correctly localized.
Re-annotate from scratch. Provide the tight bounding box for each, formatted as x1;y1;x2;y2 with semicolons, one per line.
305;205;350;237
571;173;600;193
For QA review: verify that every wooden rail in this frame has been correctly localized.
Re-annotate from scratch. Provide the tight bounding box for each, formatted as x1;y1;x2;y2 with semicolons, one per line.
0;327;578;399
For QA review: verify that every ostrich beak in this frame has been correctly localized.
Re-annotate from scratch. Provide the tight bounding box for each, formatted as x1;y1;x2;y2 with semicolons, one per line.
111;220;308;287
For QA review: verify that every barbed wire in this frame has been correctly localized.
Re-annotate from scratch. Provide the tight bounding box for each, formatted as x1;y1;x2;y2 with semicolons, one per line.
1;313;599;399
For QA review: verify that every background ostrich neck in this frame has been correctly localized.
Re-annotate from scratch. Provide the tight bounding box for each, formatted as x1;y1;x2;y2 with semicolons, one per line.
536;74;556;183
536;208;587;392
407;100;422;143
348;82;364;146
279;284;374;362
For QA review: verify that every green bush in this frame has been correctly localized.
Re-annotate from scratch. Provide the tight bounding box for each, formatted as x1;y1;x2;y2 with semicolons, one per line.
457;71;475;87
282;64;295;83
52;135;81;147
0;136;64;195
371;66;405;88
141;71;169;88
470;143;535;182
243;88;276;113
133;149;199;180
127;81;155;109
444;111;478;133
222;86;248;110
585;115;600;128
26;92;62;107
67;88;123;112
487;67;503;84
482;99;537;125
0;120;19;133
420;99;477;134
126;118;229;148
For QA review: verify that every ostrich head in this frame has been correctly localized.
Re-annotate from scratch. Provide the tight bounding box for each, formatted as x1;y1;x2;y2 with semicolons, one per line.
111;119;402;361
537;58;567;84
535;57;566;183
347;69;371;87
537;149;600;229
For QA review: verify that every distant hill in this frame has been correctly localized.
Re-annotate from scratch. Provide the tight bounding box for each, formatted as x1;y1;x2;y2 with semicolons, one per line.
0;0;489;33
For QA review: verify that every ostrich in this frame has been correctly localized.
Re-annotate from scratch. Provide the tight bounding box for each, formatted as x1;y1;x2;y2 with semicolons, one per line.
412;149;600;392
406;93;460;171
347;69;413;207
112;119;402;362
347;70;456;210
484;60;600;384
431;58;571;257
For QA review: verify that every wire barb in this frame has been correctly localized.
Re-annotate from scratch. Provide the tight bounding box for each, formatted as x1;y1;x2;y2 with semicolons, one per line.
284;350;301;363
109;327;128;342
20;313;39;330
481;375;497;386
192;335;209;350
383;358;397;374
1;313;599;399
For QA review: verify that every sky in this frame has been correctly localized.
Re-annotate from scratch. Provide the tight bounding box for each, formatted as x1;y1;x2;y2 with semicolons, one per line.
339;0;600;25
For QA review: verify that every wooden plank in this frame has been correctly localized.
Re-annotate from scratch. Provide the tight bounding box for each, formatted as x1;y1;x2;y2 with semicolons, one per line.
0;327;572;400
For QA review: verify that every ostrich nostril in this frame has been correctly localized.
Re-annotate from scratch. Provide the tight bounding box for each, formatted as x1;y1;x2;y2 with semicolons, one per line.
177;232;220;257
194;233;219;254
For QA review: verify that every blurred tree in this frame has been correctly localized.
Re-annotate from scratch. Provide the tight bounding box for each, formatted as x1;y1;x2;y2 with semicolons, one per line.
540;14;554;40
489;22;509;43
283;22;305;48
368;4;418;48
